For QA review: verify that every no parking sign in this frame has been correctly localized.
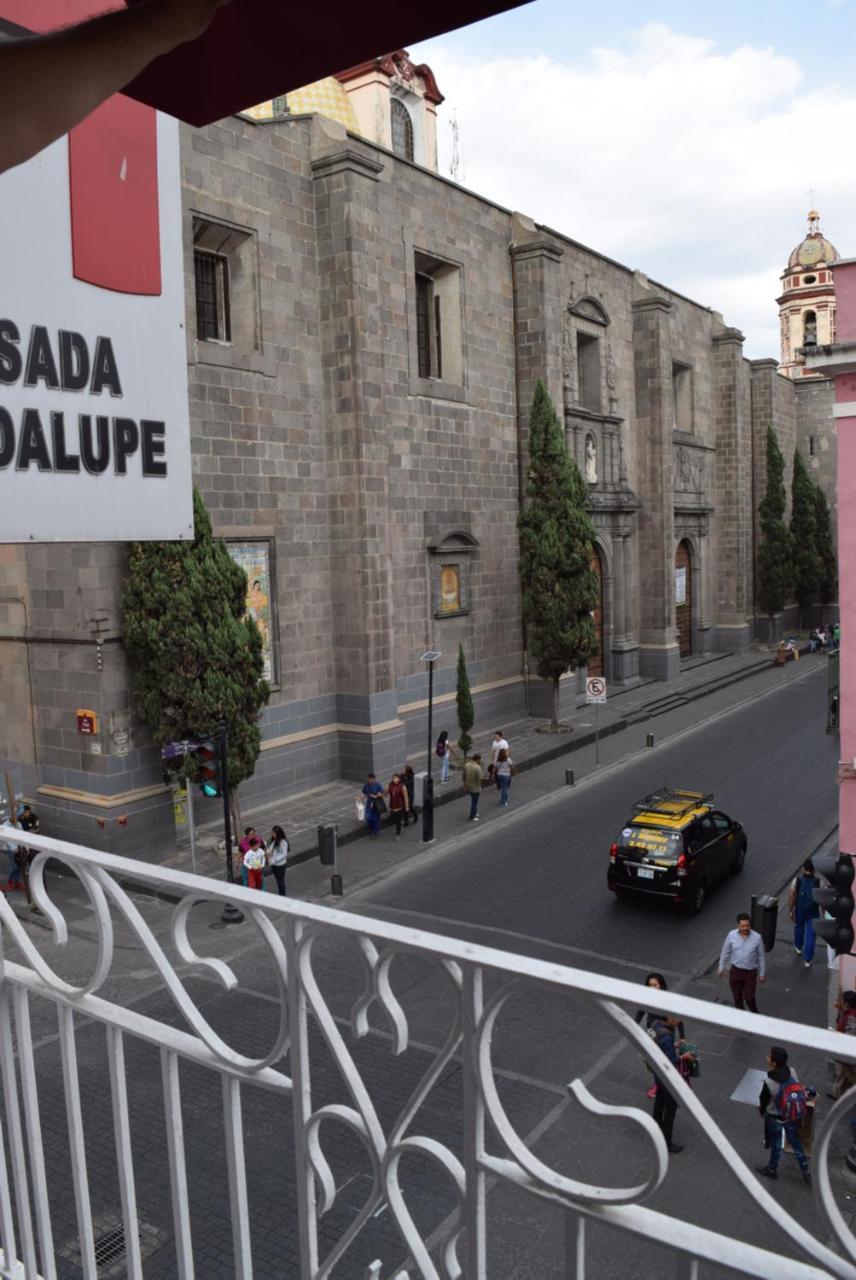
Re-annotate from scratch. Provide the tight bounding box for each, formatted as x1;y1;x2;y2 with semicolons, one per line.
586;676;607;704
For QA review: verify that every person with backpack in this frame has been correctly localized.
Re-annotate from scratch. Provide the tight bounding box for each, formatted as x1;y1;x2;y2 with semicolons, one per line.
645;1011;695;1154
436;730;453;784
789;858;821;969
757;1046;811;1184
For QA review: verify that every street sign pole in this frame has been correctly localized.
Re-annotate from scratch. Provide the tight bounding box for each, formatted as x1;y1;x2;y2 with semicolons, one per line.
184;771;197;876
218;719;243;924
585;676;607;766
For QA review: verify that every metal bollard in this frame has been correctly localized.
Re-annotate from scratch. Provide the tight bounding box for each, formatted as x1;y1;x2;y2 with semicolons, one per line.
318;823;337;866
331;874;343;897
565;769;575;786
646;732;655;748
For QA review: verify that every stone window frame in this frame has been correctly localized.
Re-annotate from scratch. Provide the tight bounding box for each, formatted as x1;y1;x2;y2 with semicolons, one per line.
671;359;694;432
427;530;479;619
566;295;610;415
404;229;469;404
188;209;274;377
576;331;602;413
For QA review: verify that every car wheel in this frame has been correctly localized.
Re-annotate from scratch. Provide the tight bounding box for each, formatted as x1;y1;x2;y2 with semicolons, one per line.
686;881;707;914
732;842;746;874
613;888;632;902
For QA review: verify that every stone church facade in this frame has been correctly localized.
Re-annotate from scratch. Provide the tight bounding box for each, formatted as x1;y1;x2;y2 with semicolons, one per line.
0;66;839;856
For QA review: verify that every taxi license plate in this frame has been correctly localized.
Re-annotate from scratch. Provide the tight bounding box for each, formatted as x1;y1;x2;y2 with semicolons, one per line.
637;867;655;879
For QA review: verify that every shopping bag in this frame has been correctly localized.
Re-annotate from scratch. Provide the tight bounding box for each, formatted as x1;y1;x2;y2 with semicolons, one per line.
355;798;365;821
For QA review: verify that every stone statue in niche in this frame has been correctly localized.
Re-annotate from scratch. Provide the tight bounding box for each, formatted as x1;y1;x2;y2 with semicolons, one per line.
585;435;597;485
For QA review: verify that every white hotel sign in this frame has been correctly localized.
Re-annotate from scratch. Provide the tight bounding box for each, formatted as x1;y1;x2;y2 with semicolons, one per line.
0;100;193;542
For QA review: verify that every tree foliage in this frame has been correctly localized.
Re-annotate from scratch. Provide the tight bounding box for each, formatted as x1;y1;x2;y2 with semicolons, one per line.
455;644;474;758
122;488;269;789
814;485;838;606
790;449;821;618
518;381;598;728
757;426;792;625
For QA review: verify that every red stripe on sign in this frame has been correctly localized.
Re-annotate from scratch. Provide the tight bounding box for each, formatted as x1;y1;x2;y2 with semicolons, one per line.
0;1;115;29
0;0;113;29
68;95;162;296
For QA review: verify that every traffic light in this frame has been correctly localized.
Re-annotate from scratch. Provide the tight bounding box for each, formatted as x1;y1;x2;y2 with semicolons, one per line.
194;739;222;798
813;853;855;956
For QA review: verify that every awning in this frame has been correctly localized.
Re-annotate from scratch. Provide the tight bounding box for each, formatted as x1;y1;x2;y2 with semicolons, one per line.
0;0;530;127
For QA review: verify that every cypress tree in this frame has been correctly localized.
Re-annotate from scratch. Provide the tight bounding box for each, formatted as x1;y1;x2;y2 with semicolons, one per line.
757;426;792;639
518;380;598;730
814;485;838;613
122;488;269;794
455;644;474;759
790;449;821;628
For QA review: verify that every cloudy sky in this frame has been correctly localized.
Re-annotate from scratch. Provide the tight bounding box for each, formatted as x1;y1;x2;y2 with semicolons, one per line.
411;0;856;358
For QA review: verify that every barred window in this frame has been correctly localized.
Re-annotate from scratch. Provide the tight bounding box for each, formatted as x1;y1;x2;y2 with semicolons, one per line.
194;251;230;342
391;98;414;161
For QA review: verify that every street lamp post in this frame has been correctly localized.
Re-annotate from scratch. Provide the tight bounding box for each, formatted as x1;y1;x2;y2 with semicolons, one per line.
420;650;441;844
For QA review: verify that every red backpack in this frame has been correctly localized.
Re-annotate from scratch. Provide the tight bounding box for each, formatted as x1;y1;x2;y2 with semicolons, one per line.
776;1077;809;1125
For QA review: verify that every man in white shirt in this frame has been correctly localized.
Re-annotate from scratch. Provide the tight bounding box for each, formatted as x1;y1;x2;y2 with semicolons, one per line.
490;730;509;768
718;912;767;1012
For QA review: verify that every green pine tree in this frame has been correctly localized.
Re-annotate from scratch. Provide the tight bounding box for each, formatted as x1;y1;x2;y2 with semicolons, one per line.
814;484;838;612
790;449;821;628
757;426;792;639
518;381;599;730
122;488;269;796
455;644;474;758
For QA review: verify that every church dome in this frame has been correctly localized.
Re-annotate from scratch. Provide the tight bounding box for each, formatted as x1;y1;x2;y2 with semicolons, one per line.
786;211;839;272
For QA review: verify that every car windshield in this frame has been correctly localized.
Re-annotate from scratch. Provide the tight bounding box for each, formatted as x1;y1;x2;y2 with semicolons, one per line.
619;826;683;858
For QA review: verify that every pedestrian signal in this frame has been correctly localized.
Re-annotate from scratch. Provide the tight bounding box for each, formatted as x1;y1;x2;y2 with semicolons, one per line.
813;852;855;956
194;740;221;799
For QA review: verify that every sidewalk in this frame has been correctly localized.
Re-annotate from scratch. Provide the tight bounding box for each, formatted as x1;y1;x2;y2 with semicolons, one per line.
159;642;827;894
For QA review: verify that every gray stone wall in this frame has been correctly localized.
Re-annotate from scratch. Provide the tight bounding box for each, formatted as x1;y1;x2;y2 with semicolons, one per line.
0;107;833;856
711;328;753;652
795;377;837;538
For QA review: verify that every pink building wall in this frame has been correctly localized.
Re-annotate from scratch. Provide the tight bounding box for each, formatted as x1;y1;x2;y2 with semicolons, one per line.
815;260;856;987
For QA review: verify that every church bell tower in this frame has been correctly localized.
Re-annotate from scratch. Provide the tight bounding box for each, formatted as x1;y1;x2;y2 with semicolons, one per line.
777;211;839;378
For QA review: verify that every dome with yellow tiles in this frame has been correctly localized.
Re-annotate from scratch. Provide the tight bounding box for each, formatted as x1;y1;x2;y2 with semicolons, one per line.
244;77;358;134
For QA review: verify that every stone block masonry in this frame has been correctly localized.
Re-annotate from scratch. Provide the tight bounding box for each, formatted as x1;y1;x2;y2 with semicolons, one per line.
0;109;825;855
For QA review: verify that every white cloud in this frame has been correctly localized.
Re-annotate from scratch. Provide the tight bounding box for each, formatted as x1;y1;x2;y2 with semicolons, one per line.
415;23;856;357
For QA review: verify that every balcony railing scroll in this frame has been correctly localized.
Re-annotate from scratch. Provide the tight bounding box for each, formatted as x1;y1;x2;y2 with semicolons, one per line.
0;826;854;1279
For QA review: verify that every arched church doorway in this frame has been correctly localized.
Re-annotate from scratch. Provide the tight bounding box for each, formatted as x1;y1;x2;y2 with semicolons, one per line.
589;547;605;677
675;540;692;658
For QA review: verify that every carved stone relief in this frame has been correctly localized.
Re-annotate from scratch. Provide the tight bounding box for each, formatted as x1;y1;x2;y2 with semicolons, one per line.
675;446;705;494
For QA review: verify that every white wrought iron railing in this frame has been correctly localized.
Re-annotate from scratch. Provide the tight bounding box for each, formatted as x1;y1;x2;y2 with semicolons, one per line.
0;826;854;1279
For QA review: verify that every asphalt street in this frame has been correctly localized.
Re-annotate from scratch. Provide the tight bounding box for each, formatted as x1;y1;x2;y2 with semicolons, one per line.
3;661;846;1278
352;662;838;981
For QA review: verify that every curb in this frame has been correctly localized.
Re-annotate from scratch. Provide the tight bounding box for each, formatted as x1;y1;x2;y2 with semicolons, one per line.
286;650;807;869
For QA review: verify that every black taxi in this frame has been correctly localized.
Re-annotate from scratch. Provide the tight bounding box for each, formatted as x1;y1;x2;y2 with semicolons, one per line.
607;787;746;914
